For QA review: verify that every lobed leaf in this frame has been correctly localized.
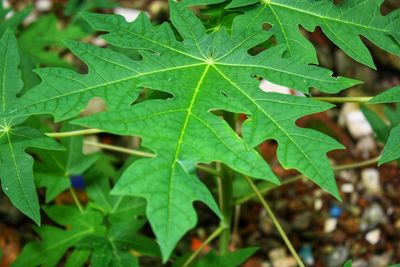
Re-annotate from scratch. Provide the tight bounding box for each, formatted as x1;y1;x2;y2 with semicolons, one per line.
184;0;400;68
0;29;62;224
5;1;359;260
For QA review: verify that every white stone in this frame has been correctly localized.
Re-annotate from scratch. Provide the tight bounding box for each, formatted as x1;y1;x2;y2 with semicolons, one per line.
272;257;297;267
2;0;10;8
341;183;354;193
114;7;142;22
365;229;381;245
356;135;377;157
361;168;381;195
345;110;373;139
36;0;52;11
260;79;291;94
324;218;338;233
314;198;323;211
91;37;107;47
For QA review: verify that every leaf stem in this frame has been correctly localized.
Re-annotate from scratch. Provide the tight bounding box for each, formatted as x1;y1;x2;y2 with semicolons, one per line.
82;141;220;176
218;112;236;255
46;129;104;138
84;140;155;158
235;155;381;205
182;225;227;267
218;163;234;255
69;188;84;214
312;96;372;103
244;176;305;267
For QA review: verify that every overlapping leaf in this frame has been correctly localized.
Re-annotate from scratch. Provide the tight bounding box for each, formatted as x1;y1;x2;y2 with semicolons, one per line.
4;1;359;260
18;14;87;88
368;86;400;164
14;159;157;267
12;206;105;267
183;0;400;68
0;29;62;224
33;124;99;202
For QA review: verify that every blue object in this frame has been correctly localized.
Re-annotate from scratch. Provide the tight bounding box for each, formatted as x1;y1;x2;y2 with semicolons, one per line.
299;245;314;265
329;204;342;218
70;175;85;189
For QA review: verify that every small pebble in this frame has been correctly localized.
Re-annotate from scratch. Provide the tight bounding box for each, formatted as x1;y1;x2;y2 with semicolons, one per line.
360;203;387;231
114;7;142;22
330;204;342;218
344;110;373;139
324;218;338;233
36;0;52;11
314;198;323;211
272;257;297;267
326;246;348;267
361;168;382;195
355;135;377;157
365;229;381;245
259;79;290;94
299;245;314;266
341;183;354;193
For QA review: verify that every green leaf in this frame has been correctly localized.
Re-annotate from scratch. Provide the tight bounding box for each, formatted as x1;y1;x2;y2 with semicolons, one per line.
33;124;100;202
65;0;116;16
368;86;400;164
194;247;258;267
368;85;400;104
84;157;146;219
361;106;390;142
12;206;105;267
9;1;356;260
343;260;352;267
185;0;400;68
64;248;91;267
379;124;400;165
18;14;87;89
0;29;62;224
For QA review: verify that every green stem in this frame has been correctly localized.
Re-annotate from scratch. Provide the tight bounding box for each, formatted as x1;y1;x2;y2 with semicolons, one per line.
312;96;372;103
46;128;104;138
69;188;84;214
84;140;155;158
235;155;381;205
234;174;304;205
218;163;234;254
244;176;305;267
218;112;236;255
83;141;220;176
333;155;381;171
182;225;227;267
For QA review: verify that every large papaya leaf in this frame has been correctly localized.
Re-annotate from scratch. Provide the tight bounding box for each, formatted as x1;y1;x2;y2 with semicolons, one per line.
368;86;400;164
183;0;400;68
5;1;358;260
0;29;62;224
70;1;358;260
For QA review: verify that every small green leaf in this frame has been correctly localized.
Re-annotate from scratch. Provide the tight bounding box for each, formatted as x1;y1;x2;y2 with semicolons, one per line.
33;124;100;202
194;247;259;267
368;85;400;104
343;260;352;267
379;124;400;165
368;86;400;164
12;206;105;267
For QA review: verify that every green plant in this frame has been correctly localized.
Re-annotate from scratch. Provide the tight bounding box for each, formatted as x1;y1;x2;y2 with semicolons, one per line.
0;0;399;266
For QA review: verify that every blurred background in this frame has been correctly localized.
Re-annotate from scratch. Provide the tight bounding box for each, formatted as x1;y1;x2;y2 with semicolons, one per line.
0;0;399;266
